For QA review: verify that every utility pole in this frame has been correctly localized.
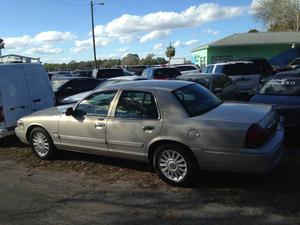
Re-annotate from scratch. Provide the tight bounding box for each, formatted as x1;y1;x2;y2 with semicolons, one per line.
90;1;104;69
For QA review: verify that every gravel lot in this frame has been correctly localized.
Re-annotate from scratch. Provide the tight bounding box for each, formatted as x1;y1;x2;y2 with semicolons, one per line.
0;135;299;225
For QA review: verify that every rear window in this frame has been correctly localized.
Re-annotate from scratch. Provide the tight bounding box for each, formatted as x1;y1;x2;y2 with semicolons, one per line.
96;69;124;79
260;78;300;96
153;68;181;79
176;66;196;72
222;63;260;76
186;78;210;89
51;79;69;92
173;84;222;117
126;66;146;75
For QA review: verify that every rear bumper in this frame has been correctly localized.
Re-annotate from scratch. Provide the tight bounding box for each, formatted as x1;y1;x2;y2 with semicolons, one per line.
0;128;15;139
192;125;284;173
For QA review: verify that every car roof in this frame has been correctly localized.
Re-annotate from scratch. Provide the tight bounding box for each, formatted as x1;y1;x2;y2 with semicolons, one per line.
178;73;224;78
98;80;193;92
107;76;147;81
52;77;95;81
211;61;253;66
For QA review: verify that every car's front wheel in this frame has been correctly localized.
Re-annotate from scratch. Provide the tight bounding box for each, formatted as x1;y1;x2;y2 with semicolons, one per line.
153;144;197;186
30;127;55;159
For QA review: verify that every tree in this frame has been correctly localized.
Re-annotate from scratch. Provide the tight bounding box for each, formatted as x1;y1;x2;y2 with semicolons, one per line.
141;53;155;65
248;29;259;33
165;43;175;64
121;54;140;66
0;39;5;56
253;0;300;31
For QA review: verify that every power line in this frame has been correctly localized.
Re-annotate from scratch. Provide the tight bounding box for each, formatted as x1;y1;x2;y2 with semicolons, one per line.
46;0;90;7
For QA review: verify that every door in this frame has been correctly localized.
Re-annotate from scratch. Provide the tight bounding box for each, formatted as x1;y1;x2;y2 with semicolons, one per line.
23;64;55;111
211;76;237;100
106;90;163;159
0;65;32;128
58;90;117;154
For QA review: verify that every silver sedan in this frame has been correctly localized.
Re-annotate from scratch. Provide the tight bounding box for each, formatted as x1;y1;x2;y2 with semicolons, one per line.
15;80;284;186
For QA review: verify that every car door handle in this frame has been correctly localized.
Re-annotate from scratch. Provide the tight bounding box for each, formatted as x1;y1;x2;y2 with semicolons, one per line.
143;126;155;131
95;123;105;129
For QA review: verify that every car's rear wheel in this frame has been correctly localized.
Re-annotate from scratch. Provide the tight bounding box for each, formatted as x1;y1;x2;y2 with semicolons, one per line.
153;144;197;186
30;127;55;159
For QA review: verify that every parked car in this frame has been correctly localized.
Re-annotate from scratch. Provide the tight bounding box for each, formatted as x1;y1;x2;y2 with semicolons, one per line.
250;72;300;139
171;64;201;75
141;67;182;79
124;66;147;76
292;64;300;71
92;68;126;80
202;61;261;95
16;80;284;186
0;63;55;138
288;57;300;69
51;77;102;104
60;76;147;105
177;73;238;100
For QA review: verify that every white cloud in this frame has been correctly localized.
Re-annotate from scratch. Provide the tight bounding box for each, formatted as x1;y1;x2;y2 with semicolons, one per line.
34;31;75;43
4;35;33;49
85;2;245;45
203;29;220;35
140;30;170;43
102;3;244;37
115;47;128;53
25;44;63;55
172;39;199;48
153;43;164;50
185;39;199;46
173;40;182;48
71;37;111;53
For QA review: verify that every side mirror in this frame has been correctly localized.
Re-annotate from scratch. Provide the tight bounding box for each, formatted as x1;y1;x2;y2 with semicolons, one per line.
65;107;74;116
213;87;222;94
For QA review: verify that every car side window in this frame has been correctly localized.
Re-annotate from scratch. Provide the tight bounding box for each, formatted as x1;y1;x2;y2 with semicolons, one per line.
76;91;117;117
115;91;158;119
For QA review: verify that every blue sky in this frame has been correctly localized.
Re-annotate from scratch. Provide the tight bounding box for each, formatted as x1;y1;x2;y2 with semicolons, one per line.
1;0;261;63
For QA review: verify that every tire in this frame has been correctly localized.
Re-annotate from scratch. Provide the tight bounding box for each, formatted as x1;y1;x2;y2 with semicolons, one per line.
153;144;197;186
29;127;55;160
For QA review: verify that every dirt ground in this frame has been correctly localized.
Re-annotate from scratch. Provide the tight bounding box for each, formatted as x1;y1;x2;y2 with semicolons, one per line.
0;135;299;225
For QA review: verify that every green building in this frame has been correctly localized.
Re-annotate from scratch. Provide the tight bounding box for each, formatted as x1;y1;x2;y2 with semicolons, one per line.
191;32;300;68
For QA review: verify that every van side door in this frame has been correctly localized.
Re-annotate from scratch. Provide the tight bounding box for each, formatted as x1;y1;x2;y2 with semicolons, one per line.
0;65;32;128
23;64;55;111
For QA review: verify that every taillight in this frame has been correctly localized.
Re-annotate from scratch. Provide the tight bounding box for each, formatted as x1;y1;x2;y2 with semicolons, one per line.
244;124;266;148
0;106;5;123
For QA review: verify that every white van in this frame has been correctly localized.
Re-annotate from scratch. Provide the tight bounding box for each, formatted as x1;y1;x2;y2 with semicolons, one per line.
0;63;55;138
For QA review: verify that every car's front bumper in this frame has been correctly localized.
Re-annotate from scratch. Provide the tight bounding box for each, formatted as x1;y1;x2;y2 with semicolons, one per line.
15;127;29;144
192;124;284;173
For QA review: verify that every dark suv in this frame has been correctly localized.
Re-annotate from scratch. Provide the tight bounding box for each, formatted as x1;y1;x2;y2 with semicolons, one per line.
141;67;182;79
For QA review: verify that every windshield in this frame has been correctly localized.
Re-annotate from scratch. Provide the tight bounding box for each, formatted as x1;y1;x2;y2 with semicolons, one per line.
173;84;222;117
51;79;69;92
259;78;300;96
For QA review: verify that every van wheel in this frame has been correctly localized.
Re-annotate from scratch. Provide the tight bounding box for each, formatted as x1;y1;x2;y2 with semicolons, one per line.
153;144;197;186
30;127;55;159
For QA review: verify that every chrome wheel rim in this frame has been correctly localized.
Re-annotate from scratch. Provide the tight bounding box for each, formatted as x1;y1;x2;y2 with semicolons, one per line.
32;132;49;157
158;150;187;182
